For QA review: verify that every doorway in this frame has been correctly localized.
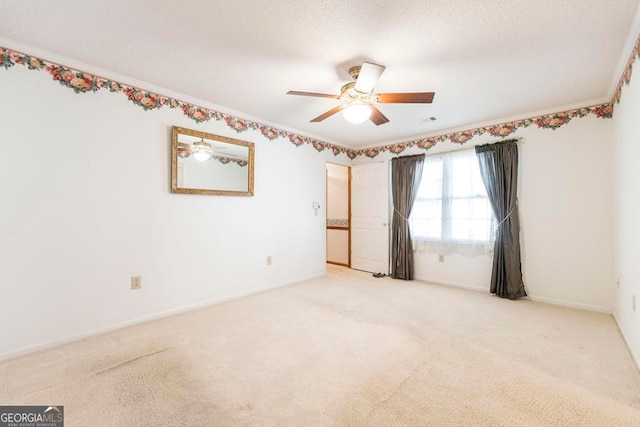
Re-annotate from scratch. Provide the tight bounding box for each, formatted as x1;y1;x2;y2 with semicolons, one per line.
326;163;351;267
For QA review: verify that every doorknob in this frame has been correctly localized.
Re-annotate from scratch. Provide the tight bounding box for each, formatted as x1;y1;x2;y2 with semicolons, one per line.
383;222;388;227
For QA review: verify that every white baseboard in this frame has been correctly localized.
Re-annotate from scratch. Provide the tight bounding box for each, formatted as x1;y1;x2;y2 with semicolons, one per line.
612;311;640;372
0;274;323;362
527;295;612;313
414;276;488;293
415;276;612;313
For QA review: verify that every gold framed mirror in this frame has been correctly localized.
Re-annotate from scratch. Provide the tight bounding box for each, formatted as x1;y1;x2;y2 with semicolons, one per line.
171;126;255;196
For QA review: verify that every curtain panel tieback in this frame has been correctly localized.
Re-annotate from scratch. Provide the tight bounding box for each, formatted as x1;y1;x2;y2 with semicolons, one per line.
393;207;410;221
496;200;517;228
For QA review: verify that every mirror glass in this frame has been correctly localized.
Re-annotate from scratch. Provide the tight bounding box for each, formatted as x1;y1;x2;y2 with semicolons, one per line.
171;126;254;196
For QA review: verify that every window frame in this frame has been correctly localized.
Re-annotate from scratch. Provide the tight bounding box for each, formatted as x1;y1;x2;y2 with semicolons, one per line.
410;149;496;245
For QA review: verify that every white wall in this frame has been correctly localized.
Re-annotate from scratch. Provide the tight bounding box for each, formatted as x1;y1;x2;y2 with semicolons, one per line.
519;117;614;311
326;163;349;220
613;62;640;367
0;61;339;358
327;229;349;265
354;115;615;312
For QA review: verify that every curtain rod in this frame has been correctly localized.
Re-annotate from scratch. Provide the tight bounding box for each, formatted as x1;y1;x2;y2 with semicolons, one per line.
400;137;524;158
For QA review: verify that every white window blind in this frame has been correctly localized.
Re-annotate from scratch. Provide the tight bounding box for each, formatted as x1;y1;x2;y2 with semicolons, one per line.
410;149;495;254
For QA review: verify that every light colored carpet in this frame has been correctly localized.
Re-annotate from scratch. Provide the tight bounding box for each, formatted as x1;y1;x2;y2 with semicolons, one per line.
2;265;640;426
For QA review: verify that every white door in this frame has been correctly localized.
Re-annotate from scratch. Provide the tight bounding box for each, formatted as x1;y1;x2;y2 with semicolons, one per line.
351;161;389;274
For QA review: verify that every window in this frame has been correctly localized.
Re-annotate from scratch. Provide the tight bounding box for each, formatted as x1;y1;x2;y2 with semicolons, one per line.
410;149;495;247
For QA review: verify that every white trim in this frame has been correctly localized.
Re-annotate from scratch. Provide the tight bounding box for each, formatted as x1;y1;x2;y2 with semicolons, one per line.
608;5;640;99
0;274;324;362
356;97;610;150
0;36;343;147
414;276;488;293
415;276;613;313
612;311;640;372
523;295;611;313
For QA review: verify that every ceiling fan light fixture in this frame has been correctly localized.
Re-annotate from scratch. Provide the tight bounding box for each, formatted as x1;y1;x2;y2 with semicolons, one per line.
192;138;213;161
342;102;372;124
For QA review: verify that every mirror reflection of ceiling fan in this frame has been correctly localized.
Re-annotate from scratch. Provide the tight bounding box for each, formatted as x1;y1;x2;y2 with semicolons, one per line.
287;62;435;125
178;140;243;162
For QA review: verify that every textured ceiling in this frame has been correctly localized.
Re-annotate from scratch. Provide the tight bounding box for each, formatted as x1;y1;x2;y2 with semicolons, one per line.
1;0;638;148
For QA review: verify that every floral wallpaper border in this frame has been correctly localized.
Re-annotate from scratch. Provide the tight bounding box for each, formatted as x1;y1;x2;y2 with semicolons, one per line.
0;46;356;159
2;35;639;160
611;32;640;105
212;156;248;167
327;218;349;227
354;103;613;158
357;32;640;159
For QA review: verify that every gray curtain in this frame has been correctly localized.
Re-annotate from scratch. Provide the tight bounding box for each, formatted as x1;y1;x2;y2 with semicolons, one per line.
475;140;527;299
390;154;425;280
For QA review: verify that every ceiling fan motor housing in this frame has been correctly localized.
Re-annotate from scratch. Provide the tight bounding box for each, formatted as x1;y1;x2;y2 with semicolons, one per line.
348;65;361;81
340;82;371;101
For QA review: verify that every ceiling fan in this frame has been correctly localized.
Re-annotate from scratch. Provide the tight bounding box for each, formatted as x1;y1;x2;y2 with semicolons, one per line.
287;62;435;126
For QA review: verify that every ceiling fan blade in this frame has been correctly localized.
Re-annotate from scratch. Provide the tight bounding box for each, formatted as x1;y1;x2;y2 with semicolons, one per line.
310;105;346;122
354;62;386;94
376;92;435;103
287;90;339;99
369;105;389;126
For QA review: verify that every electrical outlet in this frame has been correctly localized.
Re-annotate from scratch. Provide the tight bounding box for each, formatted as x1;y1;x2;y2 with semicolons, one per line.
131;276;142;290
266;256;272;266
438;254;445;263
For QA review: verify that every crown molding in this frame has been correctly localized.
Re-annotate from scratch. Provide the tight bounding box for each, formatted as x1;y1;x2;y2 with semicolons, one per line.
2;36;638;160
